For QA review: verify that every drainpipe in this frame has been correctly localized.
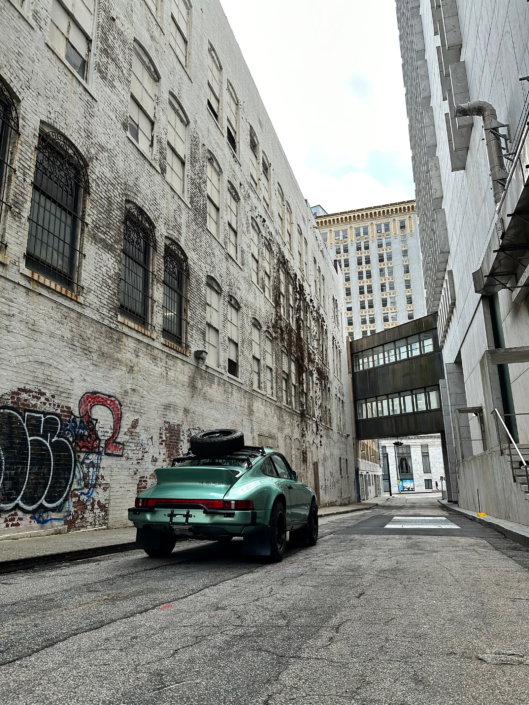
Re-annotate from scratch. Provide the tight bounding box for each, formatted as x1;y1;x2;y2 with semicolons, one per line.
454;101;508;204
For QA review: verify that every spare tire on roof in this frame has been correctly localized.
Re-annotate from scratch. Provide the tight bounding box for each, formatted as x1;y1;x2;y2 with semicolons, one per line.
190;429;244;458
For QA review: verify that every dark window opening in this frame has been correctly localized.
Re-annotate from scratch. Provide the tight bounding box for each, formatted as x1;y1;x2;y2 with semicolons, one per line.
227;126;236;153
120;204;155;326
66;41;87;79
228;357;238;377
26;131;89;290
163;241;188;347
207;100;219;122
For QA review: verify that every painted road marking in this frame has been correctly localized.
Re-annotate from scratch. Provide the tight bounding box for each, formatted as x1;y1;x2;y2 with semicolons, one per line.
385;516;460;529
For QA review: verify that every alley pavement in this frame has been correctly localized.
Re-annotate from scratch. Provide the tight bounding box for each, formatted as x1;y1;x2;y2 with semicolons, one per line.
1;495;529;704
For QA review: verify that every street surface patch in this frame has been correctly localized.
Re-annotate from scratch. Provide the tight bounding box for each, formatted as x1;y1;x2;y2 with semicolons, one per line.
385;516;459;529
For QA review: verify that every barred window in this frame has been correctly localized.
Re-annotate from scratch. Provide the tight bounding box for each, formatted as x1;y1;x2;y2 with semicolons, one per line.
227;186;238;259
207;44;222;121
167;98;187;196
206;282;221;367
262;154;271;210
129;43;158;156
163;241;188;346
0;80;19;231
249;127;259;190
226;82;238;154
252;322;261;389
120;204;155;325
170;0;190;68
265;333;273;395
227;300;239;377
263;244;272;299
251;221;260;285
49;0;94;81
26;131;89;291
207;156;221;237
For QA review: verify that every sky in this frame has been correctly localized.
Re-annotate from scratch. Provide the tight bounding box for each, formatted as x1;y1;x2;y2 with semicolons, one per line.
219;0;415;214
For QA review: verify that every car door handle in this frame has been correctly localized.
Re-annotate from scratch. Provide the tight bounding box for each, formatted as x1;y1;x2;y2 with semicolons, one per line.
287;485;294;489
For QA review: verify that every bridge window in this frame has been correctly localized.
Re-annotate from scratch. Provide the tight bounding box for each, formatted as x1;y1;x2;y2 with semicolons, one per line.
354;330;436;371
356;385;441;420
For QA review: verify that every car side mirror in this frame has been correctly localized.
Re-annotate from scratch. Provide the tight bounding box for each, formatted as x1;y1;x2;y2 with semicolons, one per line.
291;471;298;482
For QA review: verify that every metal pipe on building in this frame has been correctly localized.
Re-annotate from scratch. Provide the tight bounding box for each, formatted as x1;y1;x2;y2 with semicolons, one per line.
454;101;507;204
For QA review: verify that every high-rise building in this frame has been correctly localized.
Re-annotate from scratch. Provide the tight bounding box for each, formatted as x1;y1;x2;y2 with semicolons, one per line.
314;200;426;339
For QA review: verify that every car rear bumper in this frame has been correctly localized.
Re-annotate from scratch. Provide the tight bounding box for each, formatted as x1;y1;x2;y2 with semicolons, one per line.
128;506;261;537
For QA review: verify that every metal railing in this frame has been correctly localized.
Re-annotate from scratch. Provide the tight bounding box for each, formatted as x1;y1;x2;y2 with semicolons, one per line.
492;409;529;491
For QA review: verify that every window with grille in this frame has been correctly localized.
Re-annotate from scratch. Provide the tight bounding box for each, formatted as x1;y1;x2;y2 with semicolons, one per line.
0;80;18;232
163;240;188;346
226;82;238;153
227;301;239;377
129;43;158;156
119;203;155;325
263;244;271;299
170;0;190;68
207;156;220;237
207;45;222;121
249;127;259;189
49;0;94;81
206;283;221;367
251;221;259;285
265;334;273;395
26;131;89;291
167;98;187;195
227;186;238;259
252;323;261;388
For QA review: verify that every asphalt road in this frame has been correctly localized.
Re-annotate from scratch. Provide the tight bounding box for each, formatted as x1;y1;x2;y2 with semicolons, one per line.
1;495;529;705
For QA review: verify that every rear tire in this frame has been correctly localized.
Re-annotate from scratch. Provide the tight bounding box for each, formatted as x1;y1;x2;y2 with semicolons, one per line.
308;501;318;546
269;502;287;562
190;429;244;458
144;535;177;558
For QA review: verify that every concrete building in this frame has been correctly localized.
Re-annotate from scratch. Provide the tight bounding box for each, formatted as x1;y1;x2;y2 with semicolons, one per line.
396;0;529;524
381;435;444;494
0;0;358;538
315;201;427;340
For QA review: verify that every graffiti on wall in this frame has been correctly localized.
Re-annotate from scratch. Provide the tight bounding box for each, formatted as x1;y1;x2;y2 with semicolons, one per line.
0;392;124;525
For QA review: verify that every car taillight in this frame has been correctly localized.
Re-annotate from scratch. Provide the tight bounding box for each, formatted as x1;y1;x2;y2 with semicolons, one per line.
222;500;254;510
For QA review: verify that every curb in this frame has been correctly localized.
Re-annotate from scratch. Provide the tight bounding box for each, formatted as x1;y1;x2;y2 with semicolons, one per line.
0;542;137;575
438;500;529;548
319;503;377;518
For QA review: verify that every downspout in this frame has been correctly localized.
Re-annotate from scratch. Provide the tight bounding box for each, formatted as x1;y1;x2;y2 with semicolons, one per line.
454;101;508;204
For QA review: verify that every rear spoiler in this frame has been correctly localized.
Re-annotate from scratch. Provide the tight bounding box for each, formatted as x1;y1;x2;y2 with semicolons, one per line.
171;445;266;467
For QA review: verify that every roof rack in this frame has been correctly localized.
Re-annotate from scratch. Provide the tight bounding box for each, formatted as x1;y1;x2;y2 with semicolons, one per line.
170;446;266;468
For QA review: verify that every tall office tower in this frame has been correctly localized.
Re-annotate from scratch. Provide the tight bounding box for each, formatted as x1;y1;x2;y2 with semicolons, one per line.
313;201;426;339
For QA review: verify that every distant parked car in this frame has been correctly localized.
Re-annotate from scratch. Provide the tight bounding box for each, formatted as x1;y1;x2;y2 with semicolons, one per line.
128;430;318;562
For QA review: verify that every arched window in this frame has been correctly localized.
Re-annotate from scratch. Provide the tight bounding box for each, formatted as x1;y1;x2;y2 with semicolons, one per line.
206;276;221;367
227;295;239;377
129;42;159;156
26;130;89;290
163;240;188;346
120;203;156;325
0;78;19;231
167;96;187;195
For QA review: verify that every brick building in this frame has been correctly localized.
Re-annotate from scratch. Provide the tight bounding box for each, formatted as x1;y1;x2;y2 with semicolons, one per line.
0;0;357;537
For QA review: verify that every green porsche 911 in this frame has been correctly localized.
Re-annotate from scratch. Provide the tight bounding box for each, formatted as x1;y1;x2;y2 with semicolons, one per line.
128;429;318;562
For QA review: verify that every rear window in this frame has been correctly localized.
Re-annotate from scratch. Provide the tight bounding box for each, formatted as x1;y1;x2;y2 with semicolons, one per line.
174;457;250;468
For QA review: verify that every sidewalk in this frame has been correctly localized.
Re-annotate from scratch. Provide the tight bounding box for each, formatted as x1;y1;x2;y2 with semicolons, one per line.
439;499;529;548
0;500;380;573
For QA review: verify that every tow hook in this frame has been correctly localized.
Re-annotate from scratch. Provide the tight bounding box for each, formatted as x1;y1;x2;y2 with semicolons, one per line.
165;509;194;525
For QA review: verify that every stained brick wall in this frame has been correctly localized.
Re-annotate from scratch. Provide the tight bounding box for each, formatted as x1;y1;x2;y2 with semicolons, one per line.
0;0;357;537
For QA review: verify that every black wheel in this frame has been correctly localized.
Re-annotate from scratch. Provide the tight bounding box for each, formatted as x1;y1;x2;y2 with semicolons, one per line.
144;535;177;558
307;501;318;546
190;429;244;458
216;536;233;542
269;502;287;562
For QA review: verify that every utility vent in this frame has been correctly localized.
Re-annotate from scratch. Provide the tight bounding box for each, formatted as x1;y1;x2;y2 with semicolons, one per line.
438;269;456;346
